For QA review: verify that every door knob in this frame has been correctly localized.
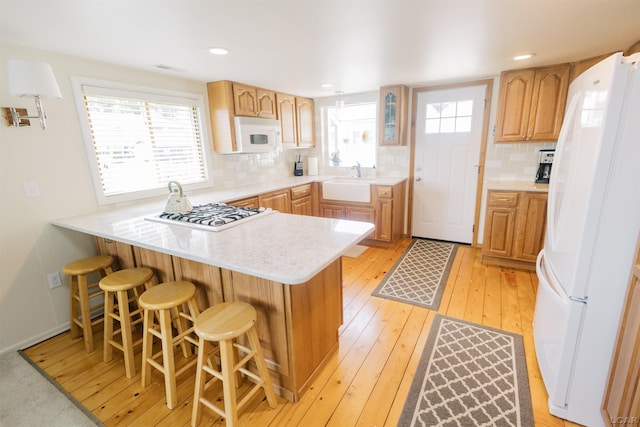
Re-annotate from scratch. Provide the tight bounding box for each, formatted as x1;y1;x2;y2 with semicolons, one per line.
415;177;422;182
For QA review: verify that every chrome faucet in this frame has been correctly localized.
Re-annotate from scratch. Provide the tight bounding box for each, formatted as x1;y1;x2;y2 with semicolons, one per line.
352;161;361;178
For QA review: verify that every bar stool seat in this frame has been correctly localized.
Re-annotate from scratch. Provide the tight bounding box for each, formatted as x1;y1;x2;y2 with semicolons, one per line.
63;255;115;353
139;281;200;409
99;267;154;378
191;302;277;427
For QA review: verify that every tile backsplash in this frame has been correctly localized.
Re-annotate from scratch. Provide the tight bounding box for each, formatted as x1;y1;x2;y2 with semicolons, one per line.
484;141;556;181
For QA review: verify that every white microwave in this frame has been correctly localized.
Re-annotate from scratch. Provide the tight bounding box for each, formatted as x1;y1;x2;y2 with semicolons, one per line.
234;117;281;153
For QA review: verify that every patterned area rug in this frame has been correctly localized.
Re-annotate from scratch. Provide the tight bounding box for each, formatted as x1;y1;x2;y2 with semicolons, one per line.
398;315;534;427
372;238;457;310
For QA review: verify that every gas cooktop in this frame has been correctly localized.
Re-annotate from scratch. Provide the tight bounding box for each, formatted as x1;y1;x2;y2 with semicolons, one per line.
145;203;273;232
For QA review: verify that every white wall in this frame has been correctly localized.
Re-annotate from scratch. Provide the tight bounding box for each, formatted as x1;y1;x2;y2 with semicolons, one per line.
0;44;309;353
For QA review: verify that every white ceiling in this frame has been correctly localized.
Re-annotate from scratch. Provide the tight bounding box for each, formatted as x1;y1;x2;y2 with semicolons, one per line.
1;0;639;98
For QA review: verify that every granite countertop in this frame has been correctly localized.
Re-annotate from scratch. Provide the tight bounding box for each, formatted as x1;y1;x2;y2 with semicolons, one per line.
484;179;549;193
51;175;390;285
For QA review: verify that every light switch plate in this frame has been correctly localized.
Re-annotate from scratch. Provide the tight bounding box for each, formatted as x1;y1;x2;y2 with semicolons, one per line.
23;180;40;198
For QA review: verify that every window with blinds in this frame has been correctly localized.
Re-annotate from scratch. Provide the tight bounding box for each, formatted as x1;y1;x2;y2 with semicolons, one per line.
72;77;211;205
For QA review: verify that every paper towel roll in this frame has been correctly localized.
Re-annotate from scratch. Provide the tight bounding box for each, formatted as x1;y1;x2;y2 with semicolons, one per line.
308;157;318;176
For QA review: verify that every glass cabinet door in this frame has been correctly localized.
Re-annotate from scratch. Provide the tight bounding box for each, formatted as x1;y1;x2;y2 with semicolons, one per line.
379;85;407;146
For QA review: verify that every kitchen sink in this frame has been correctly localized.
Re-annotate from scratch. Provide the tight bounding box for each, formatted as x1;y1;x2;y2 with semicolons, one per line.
322;178;371;203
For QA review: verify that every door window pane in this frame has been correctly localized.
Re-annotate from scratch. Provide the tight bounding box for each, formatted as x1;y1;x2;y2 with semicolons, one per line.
424;100;474;134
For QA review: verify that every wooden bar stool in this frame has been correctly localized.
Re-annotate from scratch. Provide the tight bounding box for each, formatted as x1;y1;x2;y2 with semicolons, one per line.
191;302;277;427
99;267;154;378
63;255;115;353
139;280;200;409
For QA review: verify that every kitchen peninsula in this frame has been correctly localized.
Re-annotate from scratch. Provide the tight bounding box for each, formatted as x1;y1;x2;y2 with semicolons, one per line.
52;182;374;403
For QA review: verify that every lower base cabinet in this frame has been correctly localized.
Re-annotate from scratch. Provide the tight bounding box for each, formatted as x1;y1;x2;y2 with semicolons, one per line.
482;190;547;270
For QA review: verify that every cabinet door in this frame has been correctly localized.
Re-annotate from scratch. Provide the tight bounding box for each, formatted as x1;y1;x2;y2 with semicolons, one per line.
291;196;313;216
495;69;536;142
375;200;393;242
256;88;277;119
528;65;570;141
513;193;548;261
346;206;375;223
232;83;257;116
320;204;346;219
258;189;291;213
277;93;297;148
483;207;516;257
379;85;408;146
295;97;315;148
603;237;640;423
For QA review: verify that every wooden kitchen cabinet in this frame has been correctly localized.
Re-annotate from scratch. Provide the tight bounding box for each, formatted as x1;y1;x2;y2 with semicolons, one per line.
603;234;640;425
276;94;315;149
207;80;307;153
319;180;406;246
495;64;570;142
258;188;292;213
227;196;259;209
290;183;314;216
232;83;277;118
513;192;548;261
276;93;298;148
295;96;315;148
379;85;408;146
482;190;547;270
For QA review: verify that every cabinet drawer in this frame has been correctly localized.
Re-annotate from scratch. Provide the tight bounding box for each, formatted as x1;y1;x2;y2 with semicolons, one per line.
376;186;393;199
488;191;519;207
291;183;312;200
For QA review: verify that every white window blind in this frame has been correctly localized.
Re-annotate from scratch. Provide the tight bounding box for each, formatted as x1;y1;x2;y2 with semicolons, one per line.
73;78;210;204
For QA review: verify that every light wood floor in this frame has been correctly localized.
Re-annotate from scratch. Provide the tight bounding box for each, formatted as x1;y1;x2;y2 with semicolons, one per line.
23;238;582;426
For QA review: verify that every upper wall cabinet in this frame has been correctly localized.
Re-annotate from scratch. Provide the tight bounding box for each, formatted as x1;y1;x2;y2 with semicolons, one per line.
379;85;408;146
207;80;314;153
495;64;570;143
276;93;315;149
232;83;277;118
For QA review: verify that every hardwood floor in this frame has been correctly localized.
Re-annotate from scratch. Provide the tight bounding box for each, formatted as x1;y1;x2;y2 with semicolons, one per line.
23;238;582;426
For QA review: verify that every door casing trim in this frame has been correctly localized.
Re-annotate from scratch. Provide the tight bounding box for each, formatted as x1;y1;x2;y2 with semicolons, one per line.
407;79;493;247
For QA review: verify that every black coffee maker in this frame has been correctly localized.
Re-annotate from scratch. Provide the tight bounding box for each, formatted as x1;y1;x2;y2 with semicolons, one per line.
535;149;555;184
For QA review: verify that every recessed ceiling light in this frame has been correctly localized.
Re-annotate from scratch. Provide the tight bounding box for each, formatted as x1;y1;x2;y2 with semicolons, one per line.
513;53;535;61
209;47;229;55
320;83;334;88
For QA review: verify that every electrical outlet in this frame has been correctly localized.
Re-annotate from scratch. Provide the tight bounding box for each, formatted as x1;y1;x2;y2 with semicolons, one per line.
48;272;63;289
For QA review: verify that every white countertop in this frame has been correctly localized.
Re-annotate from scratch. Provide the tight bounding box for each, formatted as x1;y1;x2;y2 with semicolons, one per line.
484;179;549;193
52;176;386;285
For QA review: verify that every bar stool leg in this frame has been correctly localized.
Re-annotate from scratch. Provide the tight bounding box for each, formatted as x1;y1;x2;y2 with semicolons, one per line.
69;275;80;339
246;327;277;408
118;288;136;379
159;308;178;409
103;290;115;363
78;275;94;353
191;337;208;427
220;339;238;427
141;307;154;387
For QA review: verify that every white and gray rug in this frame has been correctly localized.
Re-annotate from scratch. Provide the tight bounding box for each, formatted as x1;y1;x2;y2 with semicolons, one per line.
372;239;457;310
0;351;102;426
398;315;533;427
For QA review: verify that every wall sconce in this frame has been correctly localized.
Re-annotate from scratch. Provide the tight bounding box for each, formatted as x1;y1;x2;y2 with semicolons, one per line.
3;59;62;130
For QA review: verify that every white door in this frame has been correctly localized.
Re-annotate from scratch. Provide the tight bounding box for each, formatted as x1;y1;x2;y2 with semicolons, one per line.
411;84;486;243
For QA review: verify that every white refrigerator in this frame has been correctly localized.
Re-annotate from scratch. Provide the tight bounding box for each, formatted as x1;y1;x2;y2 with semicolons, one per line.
533;52;640;427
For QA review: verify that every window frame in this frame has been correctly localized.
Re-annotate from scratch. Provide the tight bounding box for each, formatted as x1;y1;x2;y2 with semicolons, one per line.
317;91;378;171
71;76;213;206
